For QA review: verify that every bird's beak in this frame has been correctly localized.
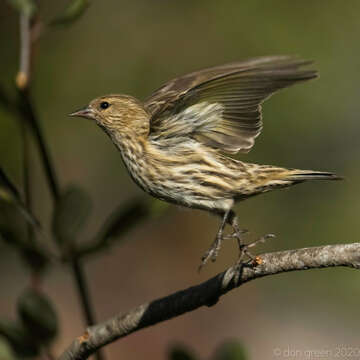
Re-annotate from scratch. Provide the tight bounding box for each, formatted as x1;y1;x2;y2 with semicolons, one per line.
68;107;95;120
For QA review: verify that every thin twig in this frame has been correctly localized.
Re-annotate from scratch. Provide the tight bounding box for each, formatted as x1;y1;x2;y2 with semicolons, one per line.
14;9;104;360
58;242;360;360
20;110;39;287
17;89;60;202
22;123;31;217
18;10;40;288
16;63;104;360
16;13;31;89
17;86;104;360
71;259;104;360
71;258;97;327
19;112;33;243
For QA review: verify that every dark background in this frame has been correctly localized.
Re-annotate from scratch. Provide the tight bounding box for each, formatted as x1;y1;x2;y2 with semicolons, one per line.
0;1;358;359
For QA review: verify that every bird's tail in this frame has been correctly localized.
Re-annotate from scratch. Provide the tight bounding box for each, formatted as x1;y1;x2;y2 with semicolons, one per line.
236;165;342;197
283;169;343;182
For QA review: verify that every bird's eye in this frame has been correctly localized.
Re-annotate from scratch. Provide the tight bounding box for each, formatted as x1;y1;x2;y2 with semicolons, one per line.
100;101;110;110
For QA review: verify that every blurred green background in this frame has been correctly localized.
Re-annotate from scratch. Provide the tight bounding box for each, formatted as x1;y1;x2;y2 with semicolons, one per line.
0;0;359;359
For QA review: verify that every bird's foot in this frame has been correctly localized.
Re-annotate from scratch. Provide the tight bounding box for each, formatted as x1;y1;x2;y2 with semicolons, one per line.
198;227;275;273
239;233;275;263
226;227;275;263
222;228;249;241
198;234;223;272
231;233;275;284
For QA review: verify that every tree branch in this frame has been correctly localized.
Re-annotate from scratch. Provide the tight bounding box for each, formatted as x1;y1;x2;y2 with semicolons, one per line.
16;12;31;89
71;258;98;327
13;8;103;360
17;89;60;202
58;242;360;360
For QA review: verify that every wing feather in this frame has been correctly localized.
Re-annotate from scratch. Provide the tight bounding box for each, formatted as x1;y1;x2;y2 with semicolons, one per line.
145;56;317;154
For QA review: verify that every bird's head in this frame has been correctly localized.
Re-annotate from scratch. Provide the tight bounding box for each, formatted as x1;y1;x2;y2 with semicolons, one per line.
69;94;149;137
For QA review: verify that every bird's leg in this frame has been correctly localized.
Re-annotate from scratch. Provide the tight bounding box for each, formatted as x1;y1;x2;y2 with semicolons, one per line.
198;210;276;271
228;212;276;265
198;209;231;271
228;211;248;248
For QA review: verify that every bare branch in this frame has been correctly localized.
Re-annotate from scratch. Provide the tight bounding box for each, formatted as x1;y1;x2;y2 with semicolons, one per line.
12;7;104;360
58;242;360;360
16;13;31;89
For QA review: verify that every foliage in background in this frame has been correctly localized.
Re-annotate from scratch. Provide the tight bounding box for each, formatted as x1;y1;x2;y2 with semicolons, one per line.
0;2;247;359
0;1;169;358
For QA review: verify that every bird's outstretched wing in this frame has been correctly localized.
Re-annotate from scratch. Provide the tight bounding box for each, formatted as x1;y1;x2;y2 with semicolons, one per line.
144;56;317;154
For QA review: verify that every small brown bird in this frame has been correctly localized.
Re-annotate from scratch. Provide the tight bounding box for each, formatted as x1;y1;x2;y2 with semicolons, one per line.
70;56;340;268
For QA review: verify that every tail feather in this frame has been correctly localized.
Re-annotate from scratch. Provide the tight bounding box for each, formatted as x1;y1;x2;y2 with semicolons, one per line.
285;170;343;182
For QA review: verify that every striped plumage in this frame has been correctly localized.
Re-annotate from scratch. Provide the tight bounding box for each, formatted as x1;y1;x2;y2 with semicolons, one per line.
70;56;341;267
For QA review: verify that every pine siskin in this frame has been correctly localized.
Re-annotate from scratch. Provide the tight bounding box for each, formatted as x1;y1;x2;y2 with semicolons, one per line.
70;56;341;268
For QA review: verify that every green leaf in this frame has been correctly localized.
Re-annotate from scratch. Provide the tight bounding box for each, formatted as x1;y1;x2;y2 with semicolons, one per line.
5;0;37;16
21;245;49;274
168;345;197;360
76;199;149;257
77;198;170;258
50;0;90;26
17;289;58;346
52;185;91;249
0;336;17;360
97;199;149;242
0;319;39;358
212;341;248;360
0;168;40;228
0;224;49;274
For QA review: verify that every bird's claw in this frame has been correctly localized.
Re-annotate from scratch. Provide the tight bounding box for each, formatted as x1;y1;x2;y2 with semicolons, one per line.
198;235;222;272
231;233;275;284
222;228;249;240
237;233;276;265
247;233;275;248
199;230;276;273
